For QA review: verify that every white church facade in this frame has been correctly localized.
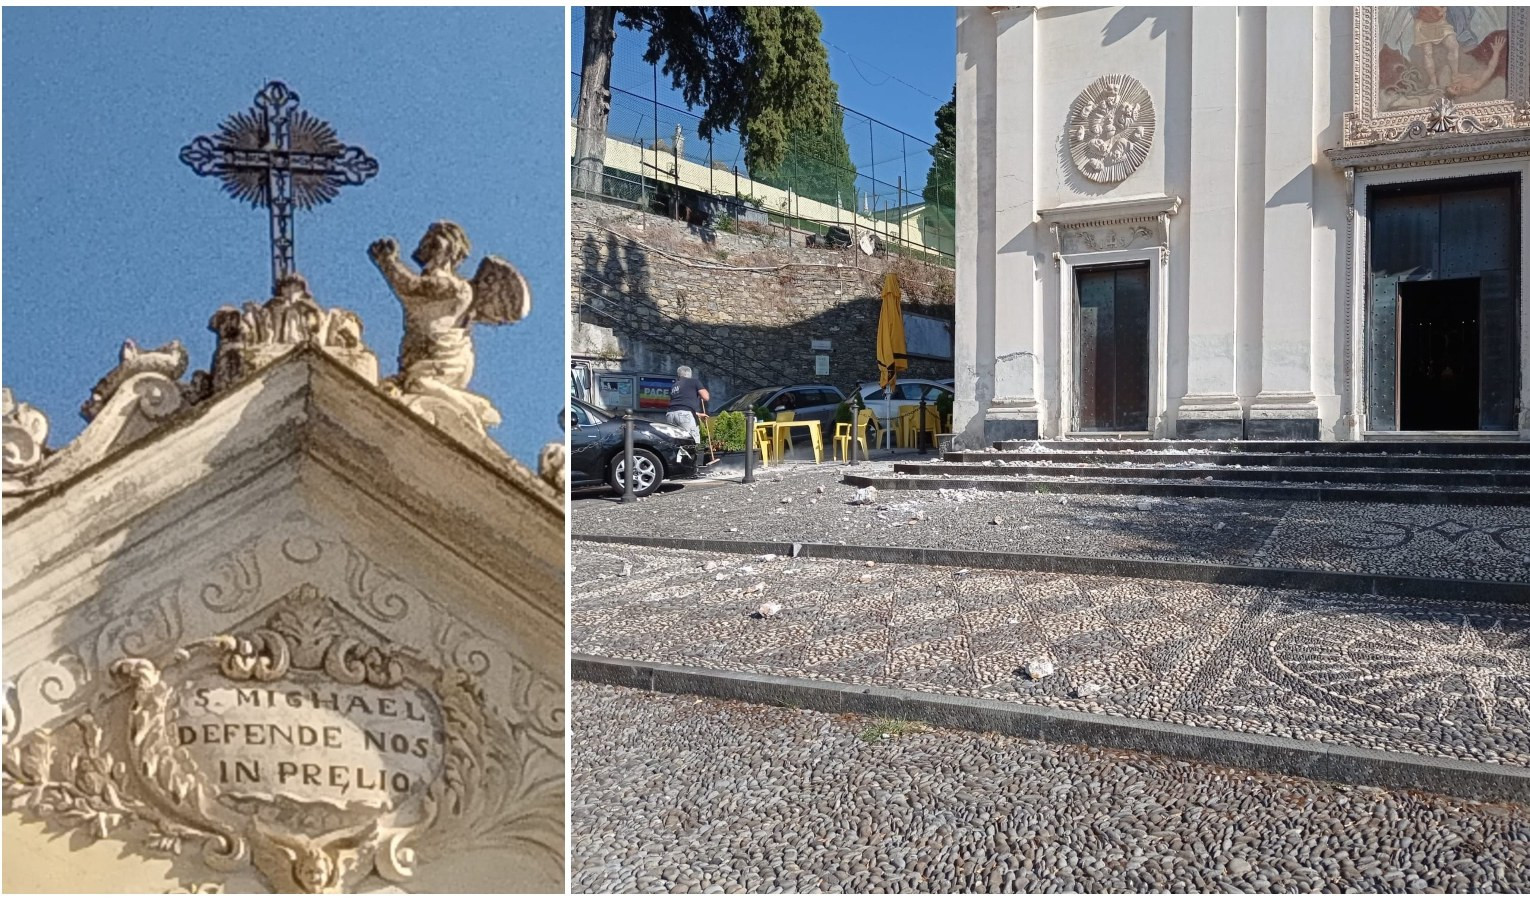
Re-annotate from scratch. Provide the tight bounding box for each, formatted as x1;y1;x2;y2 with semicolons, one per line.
955;6;1530;442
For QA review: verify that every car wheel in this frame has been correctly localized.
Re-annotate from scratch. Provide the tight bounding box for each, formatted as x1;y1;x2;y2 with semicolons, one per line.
608;447;664;498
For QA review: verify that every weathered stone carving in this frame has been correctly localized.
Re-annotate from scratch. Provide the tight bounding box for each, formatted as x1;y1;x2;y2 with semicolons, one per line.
369;222;530;444
2;388;50;475
1065;75;1155;184
202;274;378;393
1059;224;1155;255
538;441;567;493
3;347;191;501
82;340;190;421
3;584;561;893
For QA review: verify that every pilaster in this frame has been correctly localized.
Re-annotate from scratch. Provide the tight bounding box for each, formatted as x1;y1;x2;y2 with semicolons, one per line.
1179;5;1244;439
954;7;999;445
985;6;1042;442
1250;5;1321;439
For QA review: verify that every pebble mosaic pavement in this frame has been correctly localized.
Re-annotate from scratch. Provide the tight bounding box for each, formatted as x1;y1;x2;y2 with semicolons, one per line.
571;683;1530;894
572;542;1530;768
573;463;1530;583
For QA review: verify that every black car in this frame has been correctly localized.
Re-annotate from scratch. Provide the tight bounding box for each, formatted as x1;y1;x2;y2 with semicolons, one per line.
570;397;700;498
714;383;847;430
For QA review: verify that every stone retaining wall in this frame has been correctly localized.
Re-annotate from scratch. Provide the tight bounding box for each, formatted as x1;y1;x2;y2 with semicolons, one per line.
571;198;955;404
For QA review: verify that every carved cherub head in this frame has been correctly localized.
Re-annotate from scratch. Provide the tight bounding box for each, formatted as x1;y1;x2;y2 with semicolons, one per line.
412;221;471;271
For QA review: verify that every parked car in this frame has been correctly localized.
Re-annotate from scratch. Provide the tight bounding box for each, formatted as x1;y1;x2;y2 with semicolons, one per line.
715;383;847;430
848;378;954;423
569;397;699;498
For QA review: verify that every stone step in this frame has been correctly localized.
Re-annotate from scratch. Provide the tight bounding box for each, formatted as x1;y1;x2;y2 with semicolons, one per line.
572;533;1530;604
948;450;1530;471
843;471;1530;506
896;462;1530;488
994;439;1530;455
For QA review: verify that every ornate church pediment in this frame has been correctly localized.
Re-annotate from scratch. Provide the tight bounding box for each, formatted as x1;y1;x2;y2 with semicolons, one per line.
1344;7;1530;148
4;578;561;893
3;512;563;893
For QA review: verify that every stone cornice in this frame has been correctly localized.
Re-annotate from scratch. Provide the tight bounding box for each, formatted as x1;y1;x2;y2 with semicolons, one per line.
1037;194;1182;229
1326;130;1530;172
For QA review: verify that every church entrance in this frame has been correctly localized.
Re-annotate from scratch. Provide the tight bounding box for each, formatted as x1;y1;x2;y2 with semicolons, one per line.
1074;262;1150;432
1398;278;1480;430
1367;176;1519;432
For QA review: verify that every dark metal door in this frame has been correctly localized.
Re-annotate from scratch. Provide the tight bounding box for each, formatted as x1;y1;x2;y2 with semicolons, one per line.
1075;264;1150;431
1368;177;1518;431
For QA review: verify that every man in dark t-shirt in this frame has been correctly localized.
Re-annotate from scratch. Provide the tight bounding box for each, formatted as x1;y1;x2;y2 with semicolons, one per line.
667;365;709;443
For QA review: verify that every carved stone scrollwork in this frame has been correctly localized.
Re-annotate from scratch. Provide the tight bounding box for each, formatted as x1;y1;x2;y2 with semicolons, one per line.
2;387;50;475
3;584;562;893
537;441;567;495
1065;74;1156;183
3;367;190;501
82;340;190;422
200;274;379;395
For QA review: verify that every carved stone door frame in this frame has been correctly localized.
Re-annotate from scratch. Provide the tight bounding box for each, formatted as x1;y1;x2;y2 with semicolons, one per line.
1041;197;1178;437
1345;157;1530;437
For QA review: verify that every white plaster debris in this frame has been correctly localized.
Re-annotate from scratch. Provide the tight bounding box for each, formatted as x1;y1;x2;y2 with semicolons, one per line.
1024;659;1056;681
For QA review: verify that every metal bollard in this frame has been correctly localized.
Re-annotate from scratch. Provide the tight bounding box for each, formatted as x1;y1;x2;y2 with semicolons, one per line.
619;413;637;503
743;409;757;484
918;397;929;455
847;399;859;466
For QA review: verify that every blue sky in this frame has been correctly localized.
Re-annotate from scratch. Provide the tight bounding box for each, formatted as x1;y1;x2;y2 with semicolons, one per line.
3;7;566;468
571;6;957;201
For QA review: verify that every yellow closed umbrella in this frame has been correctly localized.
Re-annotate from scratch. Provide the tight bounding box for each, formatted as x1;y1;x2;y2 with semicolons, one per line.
876;273;908;448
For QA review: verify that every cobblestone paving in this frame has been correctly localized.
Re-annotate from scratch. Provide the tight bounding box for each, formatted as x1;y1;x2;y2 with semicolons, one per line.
572;543;1530;768
571;683;1530;894
571;464;1530;583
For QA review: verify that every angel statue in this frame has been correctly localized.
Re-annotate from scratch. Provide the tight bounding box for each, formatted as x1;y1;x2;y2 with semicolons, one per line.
369;221;530;440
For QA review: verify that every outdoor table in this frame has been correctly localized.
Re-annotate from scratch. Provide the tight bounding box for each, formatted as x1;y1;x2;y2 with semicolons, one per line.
770;420;824;464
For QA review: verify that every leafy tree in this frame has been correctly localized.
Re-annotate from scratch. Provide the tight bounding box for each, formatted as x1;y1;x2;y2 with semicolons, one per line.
573;6;852;199
755;109;857;209
922;86;956;214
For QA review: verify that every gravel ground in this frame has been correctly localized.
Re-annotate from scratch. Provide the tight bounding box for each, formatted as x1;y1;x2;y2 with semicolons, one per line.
571;683;1530;894
572;542;1530;768
572;464;1530;583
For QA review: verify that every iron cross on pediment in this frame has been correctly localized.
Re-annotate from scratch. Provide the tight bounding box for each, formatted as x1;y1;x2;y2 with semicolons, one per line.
180;81;379;295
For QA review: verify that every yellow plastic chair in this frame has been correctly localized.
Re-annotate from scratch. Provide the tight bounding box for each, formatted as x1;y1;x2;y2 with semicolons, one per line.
774;410;796;456
834;408;876;460
895;407;918;447
752;424;773;466
906;406;940;449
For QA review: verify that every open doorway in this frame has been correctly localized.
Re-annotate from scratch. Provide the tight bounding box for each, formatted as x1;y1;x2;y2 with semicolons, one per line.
1398;278;1480;430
